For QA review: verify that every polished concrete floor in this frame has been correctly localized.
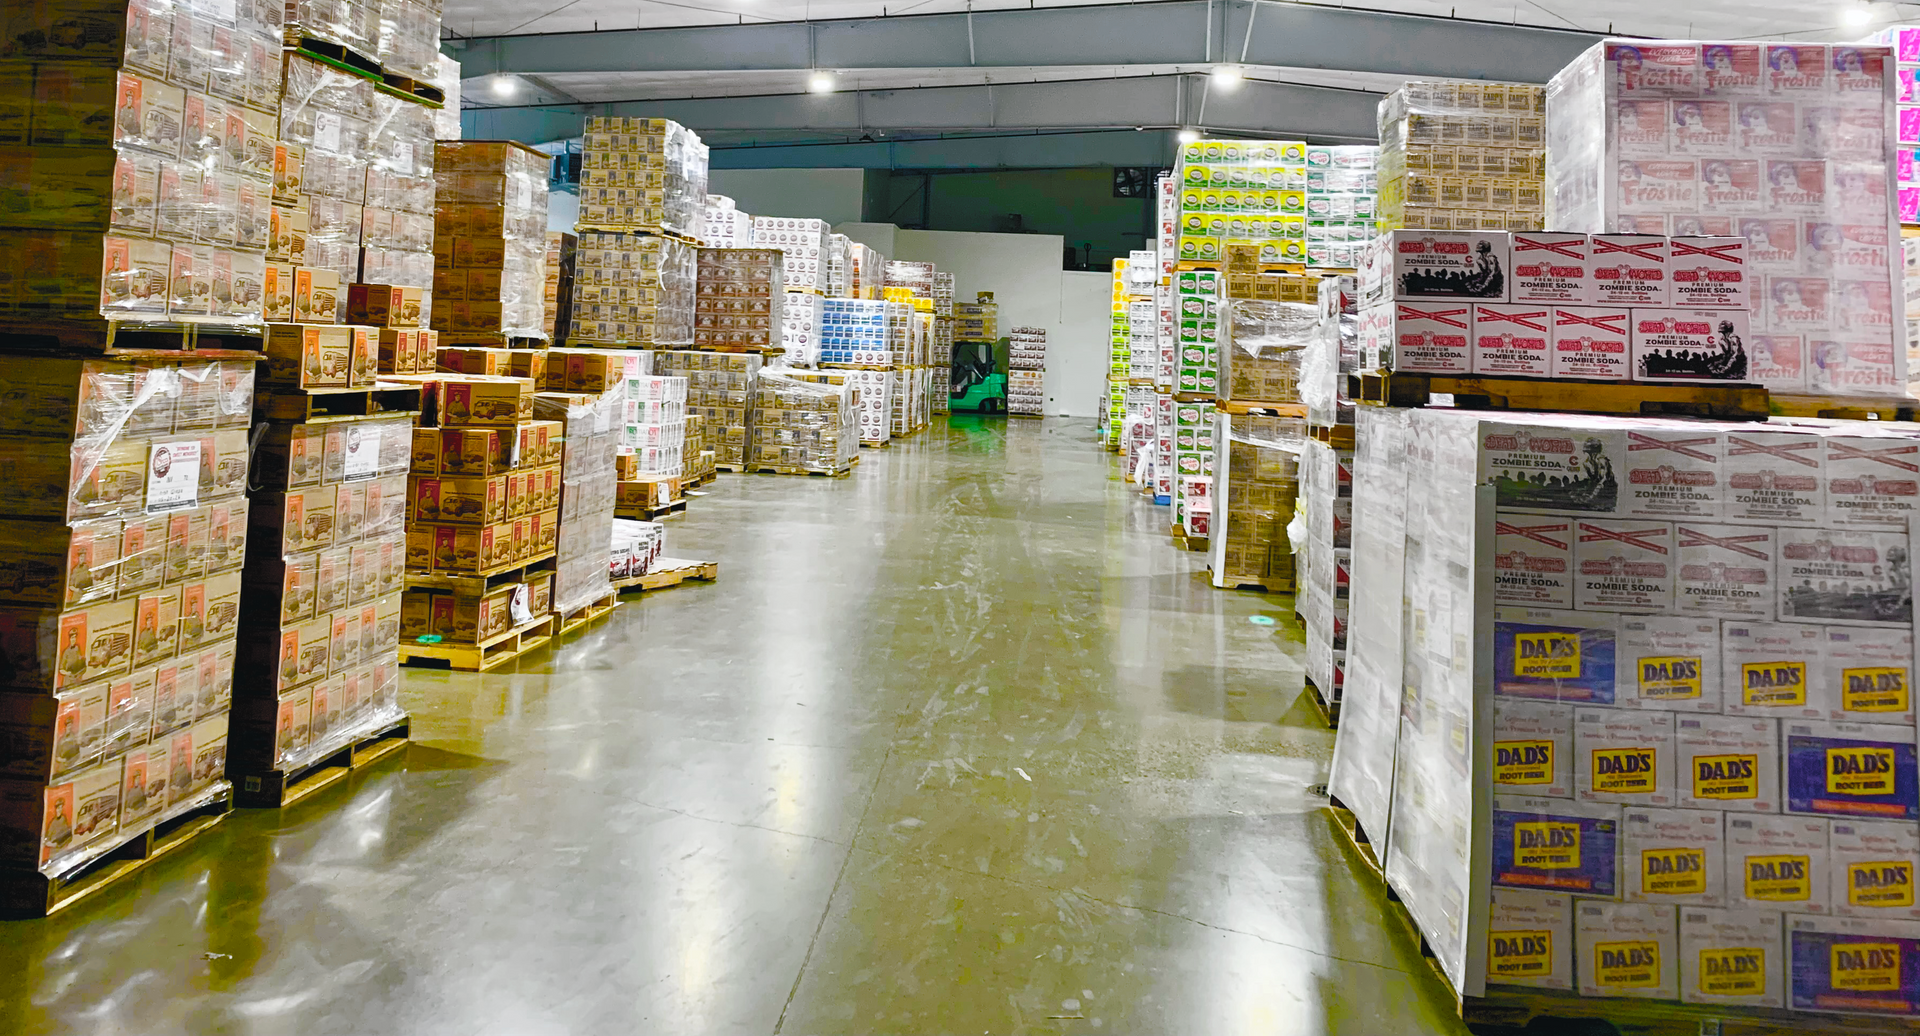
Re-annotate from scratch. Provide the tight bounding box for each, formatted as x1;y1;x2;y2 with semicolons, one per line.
0;416;1467;1036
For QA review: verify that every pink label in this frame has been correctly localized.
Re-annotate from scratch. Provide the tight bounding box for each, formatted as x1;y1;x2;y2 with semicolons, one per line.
1613;42;1700;94
1901;186;1920;223
1901;107;1920;146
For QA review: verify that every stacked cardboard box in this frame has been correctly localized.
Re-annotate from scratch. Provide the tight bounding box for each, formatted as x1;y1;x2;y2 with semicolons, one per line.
1297;438;1352;701
818;298;897;366
751;218;829;294
684;411;714;481
535;386;619;618
1207;413;1302;590
1547;39;1906;395
749;370;857;474
568;230;696;346
826;234;853;297
376;0;443;82
954;295;999;342
0;0;285;329
355;89;438;324
277;52;376;316
1330;406;1920;1015
542;231;577;342
1305;145;1382;270
430;141;547;339
694;248;785;350
849;242;886;299
781;292;824;367
398;373;555;579
578;117;708;240
610;518;664;579
1007;326;1047;415
651;351;763;467
1173;139;1309;265
1173;399;1215;535
616;372;688;479
1865;29;1920;224
0;358;255;874
700;194;752;247
1218;299;1311;405
1376;80;1548;232
286;0;377;56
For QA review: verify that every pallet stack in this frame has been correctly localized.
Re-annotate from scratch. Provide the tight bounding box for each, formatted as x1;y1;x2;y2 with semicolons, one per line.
1007;326;1048;416
1376;80;1546;233
613;371;691;518
537;387;620;631
931;272;955;414
1297;276;1360;721
749;370;859;476
818;299;905;446
881;261;938;437
652;351;764;468
233;328;414;806
430;141;549;342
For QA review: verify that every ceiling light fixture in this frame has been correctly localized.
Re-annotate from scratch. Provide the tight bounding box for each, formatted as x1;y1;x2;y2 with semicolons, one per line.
1842;3;1874;26
809;71;835;93
1210;65;1243;91
1177;128;1200;144
491;75;516;97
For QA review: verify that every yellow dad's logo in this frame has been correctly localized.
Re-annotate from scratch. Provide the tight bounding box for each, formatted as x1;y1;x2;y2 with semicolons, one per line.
1595;940;1661;989
1693;754;1758;800
1698;947;1766;997
1843;667;1910;714
1743;854;1810;901
1489;930;1551;978
1741;661;1805;707
1514;821;1580;869
1494;740;1554;785
1832;942;1903;992
1638;655;1701;701
1848;860;1915;909
1642;848;1707;896
1592;747;1658;795
1827;747;1897;797
1513;631;1581;679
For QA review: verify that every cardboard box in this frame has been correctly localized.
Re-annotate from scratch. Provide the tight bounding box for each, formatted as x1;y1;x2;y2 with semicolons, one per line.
1785;720;1920;821
1624;806;1727;905
292;267;340;324
1676;715;1780;813
1378;230;1512;302
1376;300;1472;373
347;283;424;328
1776;527;1911;627
1669;237;1750;310
1477;419;1628;517
1573;517;1675;612
1549;306;1633;380
1786;914;1920;1015
1615;616;1721;712
1725;814;1829;914
1823;435;1920;530
1591;234;1670;307
1674;521;1774;620
0;518;121;610
1621;426;1723;520
1722;429;1824;525
1472;303;1552;376
437;377;533;427
1822;627;1914;725
409;475;506;525
1493;511;1574;607
1492;608;1619;704
1511;232;1591;305
1576;900;1680;999
1577;707;1675;806
1679;906;1784;1008
1831;820;1920;920
1631;310;1754;384
1495;699;1576;798
1723;621;1824;719
1488;888;1574;990
1493;794;1622;897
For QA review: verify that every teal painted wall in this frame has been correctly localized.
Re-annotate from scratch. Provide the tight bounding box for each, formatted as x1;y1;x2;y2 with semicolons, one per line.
872;168;1153;271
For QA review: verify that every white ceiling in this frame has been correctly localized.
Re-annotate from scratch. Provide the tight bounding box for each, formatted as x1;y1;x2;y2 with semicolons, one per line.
440;0;1908;44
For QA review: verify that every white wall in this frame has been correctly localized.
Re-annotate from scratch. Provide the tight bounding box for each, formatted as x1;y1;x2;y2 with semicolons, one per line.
710;169;866;225
547;190;578;233
1058;271;1116;420
832;221;897;257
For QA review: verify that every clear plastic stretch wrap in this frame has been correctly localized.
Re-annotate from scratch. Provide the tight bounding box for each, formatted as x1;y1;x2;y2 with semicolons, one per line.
579;117;709;240
817;298;895;365
285;0;378;55
570;230;696;346
360;90;438;300
1296;438;1353;702
430;141;549;339
0;0;285;328
376;0;443;81
280;51;375;295
1172;399;1215;534
651;350;762;466
1302;276;1359;427
781;292;824;366
0;358;255;876
1172;138;1310;265
538;384;621;616
700;195;750;247
750;218;830;294
619;373;687;476
231;408;409;784
826;234;853;298
750;370;857;473
694;248;786;349
1377;80;1549;232
1218;299;1312;405
1547;40;1907;395
1332;407;1920;1013
1206;412;1305;590
608;518;664;580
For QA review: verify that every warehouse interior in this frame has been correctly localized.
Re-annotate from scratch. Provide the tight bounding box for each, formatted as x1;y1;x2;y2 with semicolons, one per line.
4;0;1920;1034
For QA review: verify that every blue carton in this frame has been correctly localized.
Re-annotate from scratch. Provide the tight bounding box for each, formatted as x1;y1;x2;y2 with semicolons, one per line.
1493;797;1620;897
1494;609;1618;704
1784;721;1920;821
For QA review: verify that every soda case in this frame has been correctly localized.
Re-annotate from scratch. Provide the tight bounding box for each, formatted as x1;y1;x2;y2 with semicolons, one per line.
578;117;708;240
276;51;375;305
816;298;901;366
693;248;785;350
1327;407;1920;1015
1218;299;1311;405
0;0;286;328
749;217;828;293
541;231;576;342
1171;138;1314;266
1547;40;1908;396
650;350;763;465
1298;438;1354;702
1302;145;1382;270
357;89;439;311
699;195;752;248
1375;80;1549;233
748;370;857;473
567;230;696;346
1207;412;1304;590
535;386;620;617
618;374;687;475
429;141;548;339
0;357;254;875
882;260;936;298
230;406;409;779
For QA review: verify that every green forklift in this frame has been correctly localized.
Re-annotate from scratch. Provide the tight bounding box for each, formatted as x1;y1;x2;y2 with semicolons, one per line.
948;337;1008;413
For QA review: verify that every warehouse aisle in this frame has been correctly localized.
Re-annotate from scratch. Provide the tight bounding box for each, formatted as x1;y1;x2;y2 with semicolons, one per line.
0;416;1465;1036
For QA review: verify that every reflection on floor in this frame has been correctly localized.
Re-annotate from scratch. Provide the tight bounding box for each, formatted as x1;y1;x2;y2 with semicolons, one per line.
0;415;1467;1036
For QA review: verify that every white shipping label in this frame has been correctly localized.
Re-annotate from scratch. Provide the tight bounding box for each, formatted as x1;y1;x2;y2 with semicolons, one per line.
340;426;381;479
145;439;202;512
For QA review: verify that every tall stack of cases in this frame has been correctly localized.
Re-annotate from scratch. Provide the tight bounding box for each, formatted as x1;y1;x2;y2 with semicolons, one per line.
535;385;619;618
1327;407;1920;1017
1297;277;1361;706
1007;327;1047;415
1206;412;1303;591
818;299;908;445
235;332;409;794
352;86;438;327
932;271;954;414
651;351;763;467
699;195;752;248
1547;40;1906;396
750;371;858;475
1376;80;1548;233
0;359;253;880
848;242;886;300
568;118;707;358
429;141;548;340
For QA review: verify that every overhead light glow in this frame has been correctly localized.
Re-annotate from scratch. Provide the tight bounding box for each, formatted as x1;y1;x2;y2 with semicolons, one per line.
809;71;835;93
1842;3;1873;25
1177;128;1200;144
491;75;517;97
1210;65;1243;91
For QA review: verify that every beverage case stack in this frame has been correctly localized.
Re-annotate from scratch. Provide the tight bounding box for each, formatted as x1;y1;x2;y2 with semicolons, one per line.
0;0;287;331
749;370;858;475
1547;40;1907;396
569;230;696;347
1376;80;1549;234
578;117;707;240
848;242;886;300
0;359;255;876
752;218;829;294
651;351;763;467
700;195;752;247
931;271;955;414
1172;139;1311;266
1328;406;1920;1017
429;141;548;339
611;371;689;514
1207;413;1304;591
826;234;853;298
1865;28;1920;224
535;386;619;618
694;248;785;352
353;88;437;321
1296;429;1353;705
234;340;410;794
1305;145;1383;270
1173;398;1216;538
818;298;906;444
1007;326;1047;416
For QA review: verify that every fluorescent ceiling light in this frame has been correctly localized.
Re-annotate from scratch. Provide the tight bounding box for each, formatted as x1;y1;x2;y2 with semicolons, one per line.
1177;128;1200;143
1210;65;1243;91
491;75;517;97
809;71;835;93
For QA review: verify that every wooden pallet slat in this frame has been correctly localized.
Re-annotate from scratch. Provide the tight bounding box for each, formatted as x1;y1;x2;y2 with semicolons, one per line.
233;715;411;809
1348;371;1773;420
613;558;718;594
555;591;619;636
255;384;425;422
404;550;558;588
398;614;555;672
0;785;232;919
1304;675;1340;729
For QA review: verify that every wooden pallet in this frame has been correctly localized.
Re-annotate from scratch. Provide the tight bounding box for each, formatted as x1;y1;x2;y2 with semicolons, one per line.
1170;524;1209;552
1304;675;1340;729
572;225;703;247
1349;371;1772;420
749;464;855;478
0;785;231;919
288;34;380;78
233;715;411;809
398;614;554;672
404;550;557;588
1771;392;1920;422
256;383;425;421
0;322;268;357
378;71;446;106
1310;423;1356;448
860;439;892;448
615;497;686;520
822;362;895;371
555;591;619;635
613;557;718;593
1217;399;1311;417
714;462;747;473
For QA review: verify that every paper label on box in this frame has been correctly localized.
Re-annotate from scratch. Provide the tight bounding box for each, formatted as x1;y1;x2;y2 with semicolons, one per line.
1623;429;1722;519
1616;617;1721;711
1494;610;1618;703
1549;307;1631;380
340;425;380;479
1574;518;1675;611
1675;522;1774;619
1494;512;1574;607
1786;724;1920;819
144;439;201;512
1777;527;1912;626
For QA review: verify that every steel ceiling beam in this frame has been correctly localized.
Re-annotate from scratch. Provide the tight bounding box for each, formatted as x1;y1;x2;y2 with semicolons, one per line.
448;1;1603;85
461;74;1384;147
699;129;1186;170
